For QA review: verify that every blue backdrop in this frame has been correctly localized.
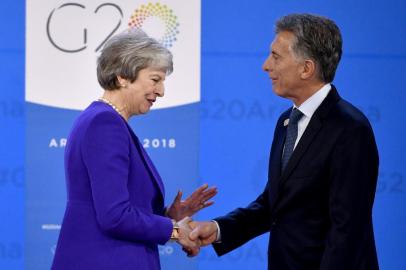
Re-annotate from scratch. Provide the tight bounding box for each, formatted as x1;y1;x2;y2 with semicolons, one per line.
1;0;405;269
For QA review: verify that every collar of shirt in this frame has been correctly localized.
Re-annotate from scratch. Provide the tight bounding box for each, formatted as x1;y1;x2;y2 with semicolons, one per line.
291;83;331;149
293;83;332;119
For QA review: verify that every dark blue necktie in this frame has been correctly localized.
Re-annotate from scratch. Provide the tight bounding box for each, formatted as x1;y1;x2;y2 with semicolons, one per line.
281;108;304;171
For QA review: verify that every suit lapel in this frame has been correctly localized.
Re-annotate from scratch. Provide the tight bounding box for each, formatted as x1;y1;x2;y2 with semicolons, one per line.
124;122;165;199
267;113;288;208
278;86;341;187
278;116;322;185
272;126;286;181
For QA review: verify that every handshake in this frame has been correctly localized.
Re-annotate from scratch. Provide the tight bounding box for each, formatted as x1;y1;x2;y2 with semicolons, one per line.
165;184;219;256
172;217;218;257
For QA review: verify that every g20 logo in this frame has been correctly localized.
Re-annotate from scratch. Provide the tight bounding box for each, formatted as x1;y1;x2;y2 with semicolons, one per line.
46;3;123;53
46;2;179;53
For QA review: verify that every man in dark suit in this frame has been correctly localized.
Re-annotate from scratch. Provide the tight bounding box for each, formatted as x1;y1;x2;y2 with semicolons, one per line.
189;13;379;270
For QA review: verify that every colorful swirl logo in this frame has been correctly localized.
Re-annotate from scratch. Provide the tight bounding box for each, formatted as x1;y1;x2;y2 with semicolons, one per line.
128;2;179;48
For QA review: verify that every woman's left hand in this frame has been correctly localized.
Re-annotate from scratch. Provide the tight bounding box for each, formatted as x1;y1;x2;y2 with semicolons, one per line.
166;184;217;221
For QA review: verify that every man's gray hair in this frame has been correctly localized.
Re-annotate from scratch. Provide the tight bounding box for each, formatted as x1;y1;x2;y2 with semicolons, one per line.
97;29;173;90
276;13;342;83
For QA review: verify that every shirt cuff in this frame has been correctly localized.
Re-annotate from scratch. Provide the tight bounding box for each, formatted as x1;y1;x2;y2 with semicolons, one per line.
211;220;221;243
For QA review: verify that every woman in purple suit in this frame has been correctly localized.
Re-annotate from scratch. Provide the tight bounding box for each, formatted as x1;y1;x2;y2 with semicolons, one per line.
51;30;216;270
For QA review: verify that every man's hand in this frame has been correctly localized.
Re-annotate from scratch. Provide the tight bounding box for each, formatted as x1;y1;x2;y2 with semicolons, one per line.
166;184;218;221
176;217;201;257
189;221;218;247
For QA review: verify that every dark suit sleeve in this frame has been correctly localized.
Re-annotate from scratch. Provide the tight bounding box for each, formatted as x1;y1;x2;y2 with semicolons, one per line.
212;182;272;256
320;122;379;269
81;112;172;245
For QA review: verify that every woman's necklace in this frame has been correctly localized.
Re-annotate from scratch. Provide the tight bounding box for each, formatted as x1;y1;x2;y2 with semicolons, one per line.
98;97;124;118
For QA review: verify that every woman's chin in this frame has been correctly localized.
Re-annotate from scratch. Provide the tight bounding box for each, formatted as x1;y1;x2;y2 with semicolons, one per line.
139;106;151;115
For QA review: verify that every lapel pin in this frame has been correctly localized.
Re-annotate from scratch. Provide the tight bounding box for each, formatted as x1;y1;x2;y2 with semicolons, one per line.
283;119;289;126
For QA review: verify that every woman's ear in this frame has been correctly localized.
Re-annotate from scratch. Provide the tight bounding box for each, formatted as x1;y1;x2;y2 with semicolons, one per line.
117;76;128;88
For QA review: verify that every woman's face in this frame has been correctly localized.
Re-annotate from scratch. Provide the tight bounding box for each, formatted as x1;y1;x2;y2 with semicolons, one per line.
120;67;166;115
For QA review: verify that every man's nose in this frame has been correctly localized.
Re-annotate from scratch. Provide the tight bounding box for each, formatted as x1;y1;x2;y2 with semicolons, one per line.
262;56;271;72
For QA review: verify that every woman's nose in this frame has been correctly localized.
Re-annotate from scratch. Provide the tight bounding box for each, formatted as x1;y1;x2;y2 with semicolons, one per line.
156;84;164;97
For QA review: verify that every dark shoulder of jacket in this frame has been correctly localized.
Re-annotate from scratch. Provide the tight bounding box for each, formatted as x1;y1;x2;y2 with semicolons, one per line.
329;98;374;132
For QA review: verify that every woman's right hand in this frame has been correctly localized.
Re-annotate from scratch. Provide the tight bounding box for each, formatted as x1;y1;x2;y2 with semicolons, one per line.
176;216;201;256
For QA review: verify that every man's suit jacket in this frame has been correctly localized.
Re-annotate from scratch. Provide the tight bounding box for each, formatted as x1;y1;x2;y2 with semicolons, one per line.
213;86;379;270
51;102;172;270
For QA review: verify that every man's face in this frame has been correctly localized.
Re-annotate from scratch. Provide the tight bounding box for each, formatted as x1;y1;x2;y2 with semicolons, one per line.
262;31;304;99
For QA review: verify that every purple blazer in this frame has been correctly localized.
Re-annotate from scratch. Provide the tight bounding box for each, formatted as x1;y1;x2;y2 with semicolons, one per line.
51;101;173;270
